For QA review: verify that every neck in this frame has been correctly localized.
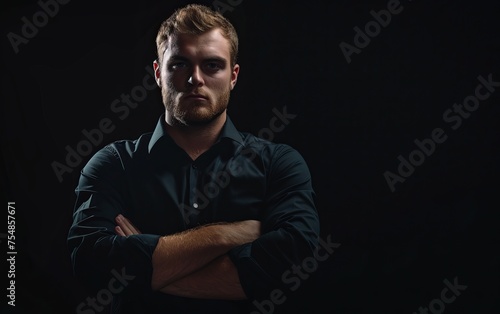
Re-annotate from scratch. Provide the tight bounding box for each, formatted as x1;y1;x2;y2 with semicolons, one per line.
164;111;227;160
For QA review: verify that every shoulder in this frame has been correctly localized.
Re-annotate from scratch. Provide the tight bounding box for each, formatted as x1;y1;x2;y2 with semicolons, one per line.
238;131;310;173
81;132;153;174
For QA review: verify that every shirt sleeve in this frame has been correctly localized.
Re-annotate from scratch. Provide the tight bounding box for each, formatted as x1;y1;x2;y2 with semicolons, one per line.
227;144;321;299
66;144;161;293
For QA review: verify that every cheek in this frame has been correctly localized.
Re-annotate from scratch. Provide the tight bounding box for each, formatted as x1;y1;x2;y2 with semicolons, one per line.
207;75;232;92
164;73;185;91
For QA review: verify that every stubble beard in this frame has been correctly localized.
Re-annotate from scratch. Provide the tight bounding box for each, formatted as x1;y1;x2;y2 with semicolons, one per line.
163;81;230;127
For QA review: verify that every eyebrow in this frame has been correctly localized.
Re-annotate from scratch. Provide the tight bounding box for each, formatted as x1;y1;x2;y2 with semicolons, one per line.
168;55;189;62
168;55;227;64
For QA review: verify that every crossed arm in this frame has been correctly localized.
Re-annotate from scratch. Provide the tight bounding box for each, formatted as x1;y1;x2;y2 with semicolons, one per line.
115;214;260;299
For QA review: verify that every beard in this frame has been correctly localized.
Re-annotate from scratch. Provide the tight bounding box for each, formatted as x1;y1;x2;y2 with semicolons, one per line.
162;81;230;126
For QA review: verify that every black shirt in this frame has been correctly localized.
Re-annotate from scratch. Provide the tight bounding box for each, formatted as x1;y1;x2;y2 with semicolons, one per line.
67;114;320;313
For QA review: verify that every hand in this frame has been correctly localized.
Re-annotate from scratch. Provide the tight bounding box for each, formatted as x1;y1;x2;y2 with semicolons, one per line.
115;214;142;236
225;219;261;245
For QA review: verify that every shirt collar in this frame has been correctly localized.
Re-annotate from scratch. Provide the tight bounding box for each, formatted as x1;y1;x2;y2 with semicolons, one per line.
218;114;244;145
148;113;244;153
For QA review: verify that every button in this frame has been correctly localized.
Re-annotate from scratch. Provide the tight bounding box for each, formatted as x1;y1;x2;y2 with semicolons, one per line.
192;164;197;169
193;203;199;209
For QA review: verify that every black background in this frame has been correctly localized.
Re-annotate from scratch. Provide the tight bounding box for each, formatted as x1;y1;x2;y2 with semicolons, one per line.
1;0;500;313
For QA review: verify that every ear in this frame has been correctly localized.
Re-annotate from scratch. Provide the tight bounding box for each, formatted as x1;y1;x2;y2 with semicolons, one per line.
230;63;240;90
153;59;161;87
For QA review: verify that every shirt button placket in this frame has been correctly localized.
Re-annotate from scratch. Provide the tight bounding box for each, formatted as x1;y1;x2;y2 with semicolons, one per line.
189;162;199;225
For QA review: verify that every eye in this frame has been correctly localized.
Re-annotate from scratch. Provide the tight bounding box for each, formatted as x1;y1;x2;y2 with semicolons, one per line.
168;61;188;71
204;61;224;72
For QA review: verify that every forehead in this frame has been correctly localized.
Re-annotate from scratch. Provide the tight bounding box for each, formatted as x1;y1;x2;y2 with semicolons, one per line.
164;28;231;60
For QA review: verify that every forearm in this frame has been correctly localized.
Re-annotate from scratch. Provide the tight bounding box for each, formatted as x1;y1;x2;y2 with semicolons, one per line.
151;221;259;290
159;254;247;300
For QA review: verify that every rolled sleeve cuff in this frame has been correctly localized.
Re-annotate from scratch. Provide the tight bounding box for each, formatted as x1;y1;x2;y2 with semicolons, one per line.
103;234;161;292
227;243;276;300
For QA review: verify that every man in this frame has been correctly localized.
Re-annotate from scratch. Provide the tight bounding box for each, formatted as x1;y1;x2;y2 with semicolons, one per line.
67;3;320;313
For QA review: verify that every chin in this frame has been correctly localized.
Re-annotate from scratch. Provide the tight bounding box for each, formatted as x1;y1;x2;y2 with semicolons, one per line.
181;108;226;126
183;115;220;126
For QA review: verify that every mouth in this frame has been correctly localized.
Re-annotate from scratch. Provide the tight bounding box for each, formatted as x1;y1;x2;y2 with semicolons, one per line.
183;93;209;101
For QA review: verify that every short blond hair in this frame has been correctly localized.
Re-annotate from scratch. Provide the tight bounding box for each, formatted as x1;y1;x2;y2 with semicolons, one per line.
156;4;239;66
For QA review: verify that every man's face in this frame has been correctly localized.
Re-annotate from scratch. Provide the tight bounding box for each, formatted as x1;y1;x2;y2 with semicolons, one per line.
155;28;239;126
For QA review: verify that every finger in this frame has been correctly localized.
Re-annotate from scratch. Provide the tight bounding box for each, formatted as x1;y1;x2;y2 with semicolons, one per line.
116;214;141;235
116;215;135;235
115;226;125;236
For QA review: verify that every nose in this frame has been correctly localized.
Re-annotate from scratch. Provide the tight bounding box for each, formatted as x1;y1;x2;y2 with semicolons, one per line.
188;66;204;87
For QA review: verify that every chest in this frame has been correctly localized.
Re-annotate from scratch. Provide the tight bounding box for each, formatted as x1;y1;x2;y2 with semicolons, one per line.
123;153;268;234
